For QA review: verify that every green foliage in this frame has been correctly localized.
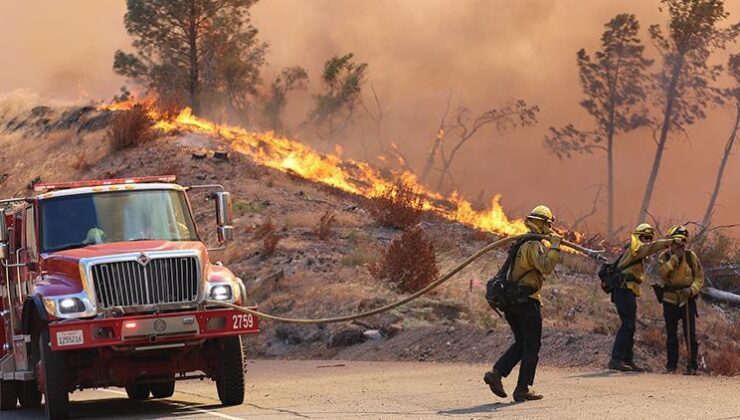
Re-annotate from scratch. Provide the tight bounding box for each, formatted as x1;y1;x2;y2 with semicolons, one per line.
114;0;268;116
307;53;368;140
261;66;309;133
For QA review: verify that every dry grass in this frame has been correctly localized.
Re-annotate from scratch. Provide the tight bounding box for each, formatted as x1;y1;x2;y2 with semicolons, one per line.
370;227;439;293
706;345;740;376
341;243;381;267
107;105;155;150
369;180;424;229
252;217;276;240
72;152;92;171
155;95;185;120
262;231;281;257
315;210;336;240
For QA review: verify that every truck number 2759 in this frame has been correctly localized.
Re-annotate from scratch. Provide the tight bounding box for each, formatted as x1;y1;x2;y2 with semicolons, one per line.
232;314;254;330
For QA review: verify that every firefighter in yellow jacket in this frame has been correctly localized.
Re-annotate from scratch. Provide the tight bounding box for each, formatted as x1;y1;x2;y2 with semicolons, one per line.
484;205;562;402
608;223;678;372
657;225;704;374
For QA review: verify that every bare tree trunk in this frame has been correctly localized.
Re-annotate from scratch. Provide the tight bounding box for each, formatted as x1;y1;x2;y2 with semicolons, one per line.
702;103;740;226
419;137;441;184
637;59;683;224
188;6;200;116
606;107;616;240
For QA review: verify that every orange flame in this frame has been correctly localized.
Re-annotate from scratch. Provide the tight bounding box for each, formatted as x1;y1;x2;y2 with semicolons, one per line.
106;102;576;240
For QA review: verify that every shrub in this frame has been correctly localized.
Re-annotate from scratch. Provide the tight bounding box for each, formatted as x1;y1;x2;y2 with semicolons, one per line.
370;227;439;293
369;180;424;229
107;104;155;150
72;152;92;171
315;210;336;240
262;231;281;257
706;345;740;376
340;243;380;267
252;217;276;240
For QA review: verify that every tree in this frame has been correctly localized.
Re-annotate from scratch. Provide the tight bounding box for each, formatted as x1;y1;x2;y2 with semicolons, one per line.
434;100;539;192
261;66;309;133
307;53;368;141
636;0;740;224
544;14;652;239
702;53;740;226
113;0;268;116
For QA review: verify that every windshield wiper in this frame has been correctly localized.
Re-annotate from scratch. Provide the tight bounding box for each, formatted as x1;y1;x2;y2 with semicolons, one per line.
48;243;92;252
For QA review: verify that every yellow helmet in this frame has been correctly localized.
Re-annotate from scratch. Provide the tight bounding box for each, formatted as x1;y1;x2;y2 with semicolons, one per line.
667;224;689;239
527;205;554;224
634;223;655;236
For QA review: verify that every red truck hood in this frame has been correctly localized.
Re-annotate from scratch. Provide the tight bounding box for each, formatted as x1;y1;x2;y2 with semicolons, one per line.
43;240;206;261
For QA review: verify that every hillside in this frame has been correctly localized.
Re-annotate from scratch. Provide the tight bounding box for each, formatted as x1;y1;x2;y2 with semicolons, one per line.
1;97;738;376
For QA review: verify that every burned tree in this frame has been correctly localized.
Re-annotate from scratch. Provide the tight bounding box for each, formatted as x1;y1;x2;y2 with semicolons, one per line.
261;66;309;134
702;53;740;226
307;53;368;142
636;0;740;224
434;100;538;192
545;14;652;239
114;0;268;116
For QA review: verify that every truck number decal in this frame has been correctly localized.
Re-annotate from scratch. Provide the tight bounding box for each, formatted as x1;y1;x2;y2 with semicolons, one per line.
232;314;254;330
56;330;84;347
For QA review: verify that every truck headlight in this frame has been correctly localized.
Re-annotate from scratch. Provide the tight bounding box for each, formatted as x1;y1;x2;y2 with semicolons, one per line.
209;284;233;301
44;293;96;319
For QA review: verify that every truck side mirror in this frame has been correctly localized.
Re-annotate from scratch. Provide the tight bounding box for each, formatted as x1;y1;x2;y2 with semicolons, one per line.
214;192;233;244
0;214;7;243
0;243;7;260
215;192;233;227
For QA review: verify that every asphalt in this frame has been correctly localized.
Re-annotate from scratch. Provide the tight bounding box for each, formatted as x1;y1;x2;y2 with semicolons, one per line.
3;359;740;419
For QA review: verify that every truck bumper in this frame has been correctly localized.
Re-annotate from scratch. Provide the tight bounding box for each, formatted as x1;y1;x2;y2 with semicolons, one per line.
48;307;259;351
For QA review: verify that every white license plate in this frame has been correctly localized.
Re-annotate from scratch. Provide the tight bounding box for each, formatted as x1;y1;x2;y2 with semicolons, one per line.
56;330;84;347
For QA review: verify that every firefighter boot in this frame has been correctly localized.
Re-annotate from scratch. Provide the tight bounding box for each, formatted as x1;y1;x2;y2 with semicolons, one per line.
513;387;543;402
483;369;507;398
625;361;647;372
608;358;632;372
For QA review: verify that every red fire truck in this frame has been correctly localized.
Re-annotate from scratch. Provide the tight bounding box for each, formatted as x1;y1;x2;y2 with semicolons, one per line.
0;176;259;419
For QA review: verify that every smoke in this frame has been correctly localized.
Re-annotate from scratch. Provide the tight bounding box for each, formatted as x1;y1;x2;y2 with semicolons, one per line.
1;0;739;236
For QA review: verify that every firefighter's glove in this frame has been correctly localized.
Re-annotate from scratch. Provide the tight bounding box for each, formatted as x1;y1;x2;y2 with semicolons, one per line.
548;233;563;250
679;288;693;299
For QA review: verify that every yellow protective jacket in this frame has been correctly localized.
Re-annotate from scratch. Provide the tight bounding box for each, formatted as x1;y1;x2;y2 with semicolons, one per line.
510;240;561;302
657;250;704;306
617;238;673;297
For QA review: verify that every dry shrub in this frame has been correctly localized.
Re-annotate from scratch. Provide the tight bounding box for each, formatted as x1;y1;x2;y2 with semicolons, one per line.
369;180;424;229
107;105;155;150
72;152;92;171
252;218;276;240
639;326;664;350
370;227;439;293
262;231;281;257
315;210;336;240
341;243;380;267
706;345;740;376
155;95;185;120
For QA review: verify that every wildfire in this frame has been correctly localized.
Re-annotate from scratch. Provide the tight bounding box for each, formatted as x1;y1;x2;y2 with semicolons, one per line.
106;101;563;239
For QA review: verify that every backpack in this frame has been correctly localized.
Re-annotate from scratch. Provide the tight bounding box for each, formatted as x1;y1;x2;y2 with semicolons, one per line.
485;238;538;312
597;248;642;294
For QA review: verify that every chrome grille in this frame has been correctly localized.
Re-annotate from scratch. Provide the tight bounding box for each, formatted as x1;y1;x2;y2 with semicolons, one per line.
91;256;199;309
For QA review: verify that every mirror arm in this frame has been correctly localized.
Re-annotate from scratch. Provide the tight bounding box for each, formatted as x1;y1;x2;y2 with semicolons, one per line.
185;184;224;191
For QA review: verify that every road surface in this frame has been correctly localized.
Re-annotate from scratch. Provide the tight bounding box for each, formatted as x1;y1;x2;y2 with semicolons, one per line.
4;360;740;419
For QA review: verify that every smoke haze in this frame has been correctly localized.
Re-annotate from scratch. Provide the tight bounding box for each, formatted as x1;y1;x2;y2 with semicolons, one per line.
1;0;738;236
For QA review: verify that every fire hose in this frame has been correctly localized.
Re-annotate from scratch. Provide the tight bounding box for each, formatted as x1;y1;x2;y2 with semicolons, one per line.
206;233;607;324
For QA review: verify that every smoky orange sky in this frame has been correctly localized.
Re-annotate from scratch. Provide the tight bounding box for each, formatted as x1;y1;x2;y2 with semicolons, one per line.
1;0;739;237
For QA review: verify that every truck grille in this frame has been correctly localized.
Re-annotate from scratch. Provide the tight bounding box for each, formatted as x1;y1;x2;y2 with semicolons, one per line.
91;256;199;309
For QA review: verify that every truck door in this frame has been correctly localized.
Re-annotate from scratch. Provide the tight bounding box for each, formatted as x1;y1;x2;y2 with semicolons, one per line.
21;205;39;300
9;210;24;331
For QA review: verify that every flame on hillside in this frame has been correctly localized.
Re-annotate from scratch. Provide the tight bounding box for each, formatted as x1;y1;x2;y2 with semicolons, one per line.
105;101;578;240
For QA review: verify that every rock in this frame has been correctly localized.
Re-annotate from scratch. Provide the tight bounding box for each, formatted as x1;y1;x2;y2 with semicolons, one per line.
78;111;114;132
363;330;383;340
31;106;52;117
275;325;303;345
328;328;366;348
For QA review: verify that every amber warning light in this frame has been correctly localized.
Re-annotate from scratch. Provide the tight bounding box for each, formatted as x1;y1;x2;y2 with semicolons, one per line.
34;175;177;192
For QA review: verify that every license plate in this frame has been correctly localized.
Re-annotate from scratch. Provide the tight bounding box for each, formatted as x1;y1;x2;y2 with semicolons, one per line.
56;330;84;347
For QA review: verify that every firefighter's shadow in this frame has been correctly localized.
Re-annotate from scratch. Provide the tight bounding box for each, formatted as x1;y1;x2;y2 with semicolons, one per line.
438;401;518;415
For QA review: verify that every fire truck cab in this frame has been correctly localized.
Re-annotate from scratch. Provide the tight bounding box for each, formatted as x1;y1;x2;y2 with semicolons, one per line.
0;176;258;419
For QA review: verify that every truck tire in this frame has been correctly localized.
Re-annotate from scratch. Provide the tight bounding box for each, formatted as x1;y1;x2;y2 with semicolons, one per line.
0;380;17;410
125;384;150;400
39;330;69;420
150;380;175;399
215;336;245;406
18;380;42;408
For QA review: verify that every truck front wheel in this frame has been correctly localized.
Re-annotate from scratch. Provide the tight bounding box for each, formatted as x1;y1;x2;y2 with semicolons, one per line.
39;330;69;420
0;380;17;410
125;384;150;400
215;336;245;406
150;379;175;399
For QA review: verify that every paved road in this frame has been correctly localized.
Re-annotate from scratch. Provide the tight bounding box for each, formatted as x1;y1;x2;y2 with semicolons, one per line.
4;360;740;419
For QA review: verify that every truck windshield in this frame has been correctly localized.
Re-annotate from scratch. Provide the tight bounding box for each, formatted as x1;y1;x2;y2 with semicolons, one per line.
40;189;198;252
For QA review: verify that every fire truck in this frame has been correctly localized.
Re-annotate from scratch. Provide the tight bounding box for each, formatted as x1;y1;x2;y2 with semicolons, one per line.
0;176;259;419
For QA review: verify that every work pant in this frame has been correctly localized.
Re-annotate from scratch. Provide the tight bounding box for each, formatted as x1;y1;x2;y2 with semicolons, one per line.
663;299;698;370
494;299;542;391
611;287;636;362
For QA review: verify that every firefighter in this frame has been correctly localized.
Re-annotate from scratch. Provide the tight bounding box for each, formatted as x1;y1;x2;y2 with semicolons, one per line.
657;225;704;374
484;205;562;402
608;223;678;372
